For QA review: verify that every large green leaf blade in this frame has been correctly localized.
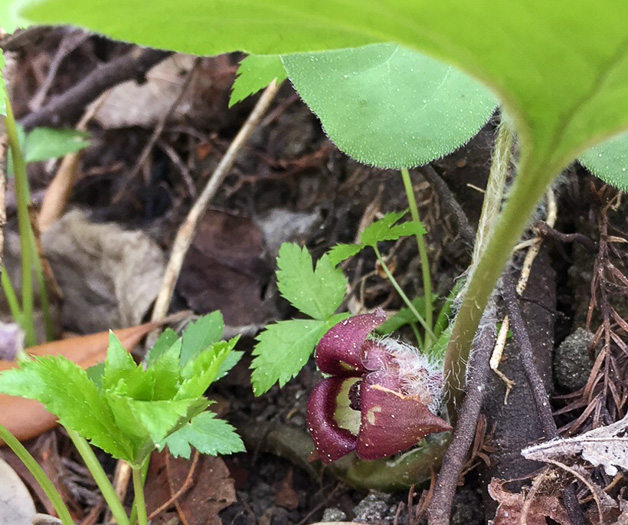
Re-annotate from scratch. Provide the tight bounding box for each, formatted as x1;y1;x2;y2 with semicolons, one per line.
20;0;628;178
283;44;496;168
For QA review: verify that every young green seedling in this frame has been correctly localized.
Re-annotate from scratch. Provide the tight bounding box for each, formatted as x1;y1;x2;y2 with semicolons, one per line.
0;313;244;525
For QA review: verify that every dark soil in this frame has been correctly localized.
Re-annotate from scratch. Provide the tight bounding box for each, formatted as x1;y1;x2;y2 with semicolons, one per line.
2;27;628;525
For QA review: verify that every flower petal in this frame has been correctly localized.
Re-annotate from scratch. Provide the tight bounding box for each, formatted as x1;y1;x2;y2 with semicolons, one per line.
315;308;386;375
356;376;452;460
306;377;358;463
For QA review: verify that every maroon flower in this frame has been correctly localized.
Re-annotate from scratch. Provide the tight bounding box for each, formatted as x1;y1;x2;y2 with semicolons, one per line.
307;308;451;463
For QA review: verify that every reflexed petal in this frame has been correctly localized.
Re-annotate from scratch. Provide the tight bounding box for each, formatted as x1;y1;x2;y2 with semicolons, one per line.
355;376;451;460
315;308;386;375
306;377;358;463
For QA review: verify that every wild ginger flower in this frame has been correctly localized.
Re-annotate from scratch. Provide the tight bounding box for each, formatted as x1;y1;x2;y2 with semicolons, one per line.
306;308;451;463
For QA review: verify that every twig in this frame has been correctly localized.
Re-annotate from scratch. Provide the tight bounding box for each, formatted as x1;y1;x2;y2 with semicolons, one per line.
147;451;200;521
420;165;475;247
427;300;497;525
502;275;585;525
147;80;281;342
38;90;110;232
502;275;557;438
111;57;200;204
20;47;171;130
29;29;90;111
536;222;597;252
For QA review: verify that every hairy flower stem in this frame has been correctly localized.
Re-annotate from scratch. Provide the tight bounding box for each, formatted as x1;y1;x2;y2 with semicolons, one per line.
401;168;433;348
373;245;436;343
0;423;74;525
67;429;130;525
443;152;558;420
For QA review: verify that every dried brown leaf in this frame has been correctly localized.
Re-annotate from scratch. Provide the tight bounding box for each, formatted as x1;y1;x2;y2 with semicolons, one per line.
488;479;570;525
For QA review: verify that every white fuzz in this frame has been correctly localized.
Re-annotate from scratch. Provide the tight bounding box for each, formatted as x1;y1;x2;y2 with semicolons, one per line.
378;338;445;413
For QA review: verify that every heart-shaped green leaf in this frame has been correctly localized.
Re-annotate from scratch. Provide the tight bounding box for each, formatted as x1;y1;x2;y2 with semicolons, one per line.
283;44;496;168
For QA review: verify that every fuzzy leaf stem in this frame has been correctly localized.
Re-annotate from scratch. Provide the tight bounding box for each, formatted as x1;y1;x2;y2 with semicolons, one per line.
443;153;558;419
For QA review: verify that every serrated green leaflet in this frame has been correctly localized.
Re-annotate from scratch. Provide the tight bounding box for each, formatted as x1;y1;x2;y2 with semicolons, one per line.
276;243;346;320
102;331;143;392
250;314;350;395
146;328;179;367
283;44;496;168
19;0;628;179
327;212;425;265
250;319;327;396
163;411;245;459
0;356;133;460
360;210;425;246
579;131;628;191
230;54;287;107
180;311;224;367
328;243;363;266
178;338;238;399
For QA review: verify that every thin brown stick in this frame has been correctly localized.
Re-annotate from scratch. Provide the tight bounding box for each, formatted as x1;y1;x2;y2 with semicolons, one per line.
38;91;109;232
29;29;90;111
148;451;200;521
111;57;200;204
147;80;281;344
420;165;475;247
427;300;496;525
502;275;585;525
21;47;171;130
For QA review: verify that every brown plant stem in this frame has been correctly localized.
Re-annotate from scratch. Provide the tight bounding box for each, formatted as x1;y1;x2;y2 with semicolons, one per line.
20;47;171;130
427;300;496;525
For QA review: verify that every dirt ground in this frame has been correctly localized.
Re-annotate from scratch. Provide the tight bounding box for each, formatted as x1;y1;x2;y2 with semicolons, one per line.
1;28;628;525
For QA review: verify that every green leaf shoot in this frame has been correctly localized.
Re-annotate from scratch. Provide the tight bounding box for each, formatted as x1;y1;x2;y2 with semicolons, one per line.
162;411;245;459
276;243;347;320
180;311;224;367
0;356;134;460
283;43;496;168
0;314;242;466
230;54;287;107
